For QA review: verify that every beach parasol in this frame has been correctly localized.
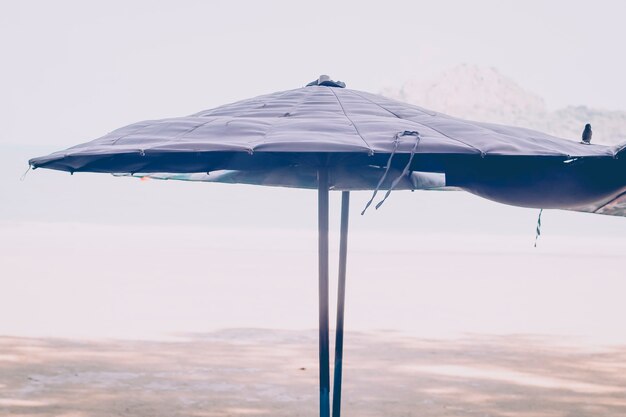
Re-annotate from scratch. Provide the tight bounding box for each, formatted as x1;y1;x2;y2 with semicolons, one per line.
29;75;626;417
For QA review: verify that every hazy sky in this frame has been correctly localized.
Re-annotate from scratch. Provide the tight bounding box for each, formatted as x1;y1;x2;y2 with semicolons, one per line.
1;1;625;342
3;0;626;149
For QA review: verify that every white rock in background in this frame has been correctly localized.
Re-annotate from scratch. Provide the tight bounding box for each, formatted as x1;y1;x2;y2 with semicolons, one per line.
382;64;626;146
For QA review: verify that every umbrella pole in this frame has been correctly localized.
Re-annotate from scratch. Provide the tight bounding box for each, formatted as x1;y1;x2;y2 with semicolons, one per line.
318;169;331;417
332;191;350;417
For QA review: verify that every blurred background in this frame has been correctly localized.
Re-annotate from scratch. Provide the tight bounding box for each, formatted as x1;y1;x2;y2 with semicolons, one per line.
1;0;626;345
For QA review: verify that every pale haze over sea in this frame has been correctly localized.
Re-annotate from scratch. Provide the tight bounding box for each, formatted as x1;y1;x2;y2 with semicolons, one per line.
1;0;626;345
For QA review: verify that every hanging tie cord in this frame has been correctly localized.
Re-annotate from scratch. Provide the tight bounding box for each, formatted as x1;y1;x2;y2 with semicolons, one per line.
362;131;421;215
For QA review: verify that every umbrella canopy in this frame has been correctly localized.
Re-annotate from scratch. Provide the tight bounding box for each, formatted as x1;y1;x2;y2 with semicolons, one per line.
29;76;626;417
30;76;626;212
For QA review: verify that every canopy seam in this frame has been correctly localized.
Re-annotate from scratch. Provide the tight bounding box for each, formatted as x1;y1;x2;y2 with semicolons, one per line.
329;88;374;154
110;121;171;146
176;117;223;140
253;87;316;151
196;89;294;118
345;90;484;155
352;90;582;157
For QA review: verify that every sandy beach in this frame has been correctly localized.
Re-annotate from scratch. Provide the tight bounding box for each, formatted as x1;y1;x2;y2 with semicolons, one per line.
2;221;626;416
2;330;626;416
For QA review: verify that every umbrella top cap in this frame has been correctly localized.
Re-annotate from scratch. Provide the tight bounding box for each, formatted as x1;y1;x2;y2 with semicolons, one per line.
306;75;346;88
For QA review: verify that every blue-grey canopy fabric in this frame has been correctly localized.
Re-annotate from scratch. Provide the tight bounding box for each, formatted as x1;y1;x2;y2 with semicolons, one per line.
29;79;626;215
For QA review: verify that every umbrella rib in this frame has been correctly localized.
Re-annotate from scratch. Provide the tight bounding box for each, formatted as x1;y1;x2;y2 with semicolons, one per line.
345;90;485;155
328;88;374;154
591;190;626;214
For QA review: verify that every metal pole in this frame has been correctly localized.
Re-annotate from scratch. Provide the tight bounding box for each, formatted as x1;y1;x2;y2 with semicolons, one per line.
318;169;330;417
332;191;350;417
